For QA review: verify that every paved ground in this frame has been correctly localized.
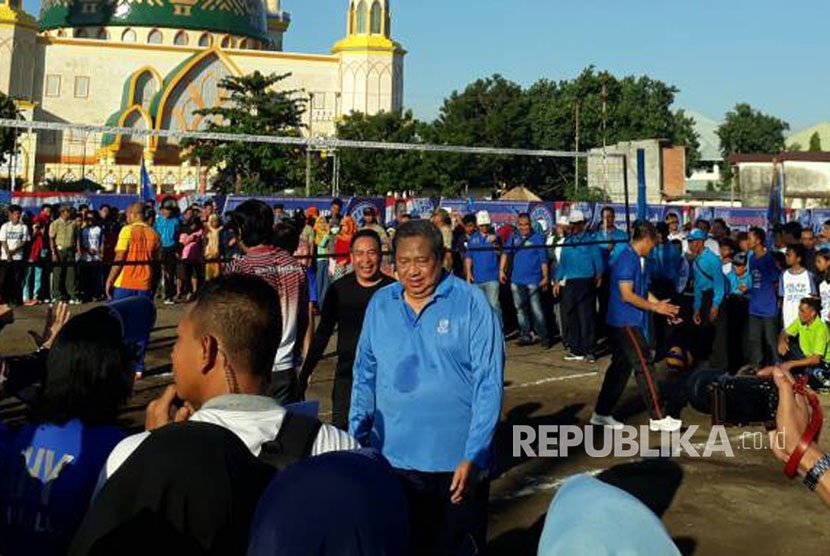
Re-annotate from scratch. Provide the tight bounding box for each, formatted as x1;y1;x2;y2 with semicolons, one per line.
2;303;830;555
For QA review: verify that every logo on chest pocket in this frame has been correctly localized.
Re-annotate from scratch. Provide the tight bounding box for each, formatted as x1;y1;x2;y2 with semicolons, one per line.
437;318;450;335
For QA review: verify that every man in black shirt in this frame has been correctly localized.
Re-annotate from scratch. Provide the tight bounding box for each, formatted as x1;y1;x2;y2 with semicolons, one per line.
299;229;395;430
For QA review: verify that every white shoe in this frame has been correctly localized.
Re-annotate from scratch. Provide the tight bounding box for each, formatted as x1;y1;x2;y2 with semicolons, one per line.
564;354;585;361
649;416;682;432
589;413;625;430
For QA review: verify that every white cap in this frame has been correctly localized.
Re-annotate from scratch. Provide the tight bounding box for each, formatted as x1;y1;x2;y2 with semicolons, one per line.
568;209;586;224
476;210;492;226
556;216;570;227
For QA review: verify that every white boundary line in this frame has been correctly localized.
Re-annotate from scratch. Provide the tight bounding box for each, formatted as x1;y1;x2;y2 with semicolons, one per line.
506;372;599;390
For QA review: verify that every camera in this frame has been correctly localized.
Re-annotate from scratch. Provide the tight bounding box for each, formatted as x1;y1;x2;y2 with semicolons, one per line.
709;376;778;428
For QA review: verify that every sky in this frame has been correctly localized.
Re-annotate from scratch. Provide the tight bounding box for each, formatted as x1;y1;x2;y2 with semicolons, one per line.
21;0;830;133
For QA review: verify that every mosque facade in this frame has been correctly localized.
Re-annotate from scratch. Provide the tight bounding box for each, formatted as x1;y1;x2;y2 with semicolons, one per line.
0;0;405;192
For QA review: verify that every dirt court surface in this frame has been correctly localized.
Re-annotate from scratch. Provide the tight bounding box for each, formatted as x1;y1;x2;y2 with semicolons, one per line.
2;302;830;556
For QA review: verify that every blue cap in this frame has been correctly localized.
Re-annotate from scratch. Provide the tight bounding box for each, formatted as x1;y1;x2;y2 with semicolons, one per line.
688;229;708;242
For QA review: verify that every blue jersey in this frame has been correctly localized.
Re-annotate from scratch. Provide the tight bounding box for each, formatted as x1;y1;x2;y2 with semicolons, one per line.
607;244;651;329
465;231;501;284
507;232;547;286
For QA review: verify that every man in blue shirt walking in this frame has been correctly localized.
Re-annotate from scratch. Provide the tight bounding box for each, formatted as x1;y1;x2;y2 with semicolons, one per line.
500;213;550;347
747;227;781;367
554;210;604;362
153;197;181;304
689;228;729;372
593;220;682;431
464;210;502;314
350;220;504;556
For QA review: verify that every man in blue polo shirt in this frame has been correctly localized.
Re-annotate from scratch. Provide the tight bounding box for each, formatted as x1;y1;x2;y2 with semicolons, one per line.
592;220;682;432
554;210;604;362
464;210;502;314
747;227;781;367
500;212;550;347
689;227;729;371
350;220;504;556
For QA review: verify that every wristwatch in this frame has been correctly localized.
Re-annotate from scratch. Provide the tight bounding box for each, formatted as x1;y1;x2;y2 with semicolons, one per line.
804;453;830;491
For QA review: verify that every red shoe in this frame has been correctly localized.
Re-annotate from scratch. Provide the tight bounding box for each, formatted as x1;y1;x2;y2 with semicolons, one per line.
24;300;39;306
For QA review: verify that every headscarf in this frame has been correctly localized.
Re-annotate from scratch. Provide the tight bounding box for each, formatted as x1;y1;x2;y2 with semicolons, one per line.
313;216;330;246
247;451;410;556
338;215;357;239
69;422;274;556
334;216;357;265
306;206;319;220
537;475;681;556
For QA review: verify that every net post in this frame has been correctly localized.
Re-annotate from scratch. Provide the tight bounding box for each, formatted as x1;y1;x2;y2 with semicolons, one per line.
622;154;631;239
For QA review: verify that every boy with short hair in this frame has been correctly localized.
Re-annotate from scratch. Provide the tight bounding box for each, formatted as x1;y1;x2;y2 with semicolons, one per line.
779;244;817;329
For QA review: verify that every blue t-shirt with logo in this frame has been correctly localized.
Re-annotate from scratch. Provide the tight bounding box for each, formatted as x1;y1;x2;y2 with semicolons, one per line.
607;244;651;329
0;419;124;556
465;231;501;284
749;251;781;318
508;232;547;286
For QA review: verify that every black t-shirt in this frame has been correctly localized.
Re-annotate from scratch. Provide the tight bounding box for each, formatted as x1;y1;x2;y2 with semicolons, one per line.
303;273;396;379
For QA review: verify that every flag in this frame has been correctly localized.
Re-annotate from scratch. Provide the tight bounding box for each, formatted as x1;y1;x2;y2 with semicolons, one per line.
140;159;155;204
767;161;784;227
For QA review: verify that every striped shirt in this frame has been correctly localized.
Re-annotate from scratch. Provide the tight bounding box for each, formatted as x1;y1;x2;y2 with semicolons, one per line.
225;246;308;372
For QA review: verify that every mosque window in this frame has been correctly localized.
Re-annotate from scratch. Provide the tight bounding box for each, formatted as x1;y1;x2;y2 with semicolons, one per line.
96;28;108;40
122;28;136;43
57;30;66;37
220;35;232;48
356;0;368;34
370;1;382;34
238;39;248;49
198;33;212;47
74;28;88;39
174;31;189;46
46;75;61;97
148;29;163;44
74;76;90;98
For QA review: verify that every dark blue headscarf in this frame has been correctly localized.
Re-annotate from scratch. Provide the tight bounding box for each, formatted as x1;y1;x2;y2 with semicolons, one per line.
247;450;410;556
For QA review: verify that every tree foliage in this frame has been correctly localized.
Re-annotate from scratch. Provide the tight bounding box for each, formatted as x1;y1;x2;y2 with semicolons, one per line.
336;110;435;196
181;71;306;194
809;131;822;152
716;103;789;158
0;92;20;168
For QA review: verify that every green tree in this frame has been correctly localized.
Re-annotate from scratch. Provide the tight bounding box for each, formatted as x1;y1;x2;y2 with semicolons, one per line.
180;71;306;194
809;131;822;151
423;74;533;196
336;110;435;196
527;67;700;197
0;92;20;168
716;103;789;157
716;103;789;189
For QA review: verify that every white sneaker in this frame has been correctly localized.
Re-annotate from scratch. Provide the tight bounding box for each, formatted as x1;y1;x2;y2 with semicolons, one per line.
564;353;585;361
589;413;625;430
649;416;682;432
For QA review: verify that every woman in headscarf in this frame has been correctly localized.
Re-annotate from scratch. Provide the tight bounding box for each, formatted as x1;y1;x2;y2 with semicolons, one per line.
313;213;333;303
204;214;223;281
247;451;410;556
331;215;356;282
69;422;274;556
537;475;681;556
0;306;133;556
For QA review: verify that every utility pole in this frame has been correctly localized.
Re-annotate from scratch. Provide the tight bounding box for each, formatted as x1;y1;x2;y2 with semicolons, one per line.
305;92;314;197
9;109;19;191
574;102;580;193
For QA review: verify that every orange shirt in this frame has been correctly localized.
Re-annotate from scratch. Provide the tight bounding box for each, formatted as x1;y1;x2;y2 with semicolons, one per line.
114;222;160;291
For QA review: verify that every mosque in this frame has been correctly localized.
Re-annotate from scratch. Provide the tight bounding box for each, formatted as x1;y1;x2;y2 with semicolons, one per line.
0;0;405;192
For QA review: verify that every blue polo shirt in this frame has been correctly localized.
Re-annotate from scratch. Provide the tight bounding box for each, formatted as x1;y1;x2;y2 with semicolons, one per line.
749;251;781;318
650;242;682;287
595;227;629;270
692;248;727;311
465;231;501;284
349;273;504;473
507;232;547;286
154;215;180;249
555;232;604;282
607;244;651;329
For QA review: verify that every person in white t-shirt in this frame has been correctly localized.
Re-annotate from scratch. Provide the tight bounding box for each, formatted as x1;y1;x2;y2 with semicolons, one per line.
779;244;817;329
816;249;830;323
79;211;104;301
0;205;31;304
101;273;357;483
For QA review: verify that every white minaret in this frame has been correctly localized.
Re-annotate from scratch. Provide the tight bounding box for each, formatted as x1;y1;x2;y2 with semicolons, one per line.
333;0;404;116
264;0;290;51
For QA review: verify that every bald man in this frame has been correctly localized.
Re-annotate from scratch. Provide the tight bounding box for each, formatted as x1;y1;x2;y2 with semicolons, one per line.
106;202;161;302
